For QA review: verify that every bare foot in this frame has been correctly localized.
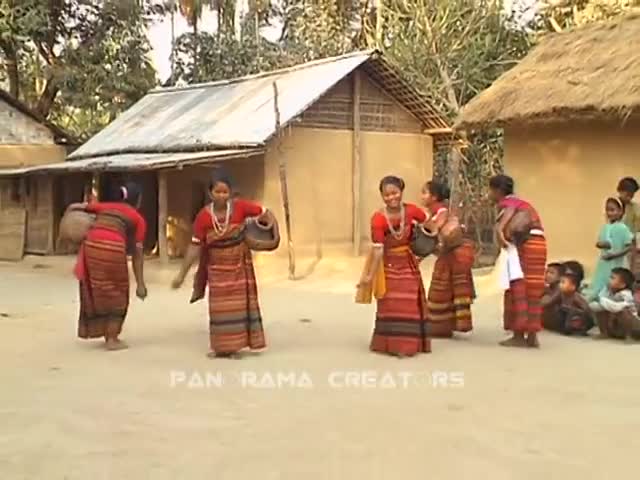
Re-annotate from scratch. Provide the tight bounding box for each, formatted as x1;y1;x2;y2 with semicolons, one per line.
105;340;129;351
393;352;412;359
526;334;540;348
499;336;527;348
207;351;241;359
593;333;609;340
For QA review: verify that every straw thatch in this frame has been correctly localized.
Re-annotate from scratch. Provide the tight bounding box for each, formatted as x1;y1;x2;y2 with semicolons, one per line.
455;13;640;130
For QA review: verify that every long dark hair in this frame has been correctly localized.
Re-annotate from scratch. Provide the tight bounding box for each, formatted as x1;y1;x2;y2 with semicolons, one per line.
425;180;450;202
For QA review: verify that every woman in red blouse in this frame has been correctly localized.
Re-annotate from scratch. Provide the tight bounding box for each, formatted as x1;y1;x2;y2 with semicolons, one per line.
422;180;475;337
357;175;431;356
490;174;547;348
172;171;271;358
69;182;148;351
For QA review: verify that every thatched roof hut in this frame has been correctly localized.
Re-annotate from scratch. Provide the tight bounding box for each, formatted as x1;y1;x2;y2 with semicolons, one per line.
456;13;640;130
454;14;640;272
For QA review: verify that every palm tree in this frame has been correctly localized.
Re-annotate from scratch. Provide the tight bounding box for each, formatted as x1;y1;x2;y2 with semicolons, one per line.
177;0;215;81
164;0;177;83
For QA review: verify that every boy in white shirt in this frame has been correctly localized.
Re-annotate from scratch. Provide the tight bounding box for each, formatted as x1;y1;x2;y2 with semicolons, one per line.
590;267;640;341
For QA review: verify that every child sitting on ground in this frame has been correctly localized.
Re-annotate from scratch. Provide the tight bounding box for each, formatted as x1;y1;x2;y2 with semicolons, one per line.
557;271;594;335
563;260;587;295
589;267;640;341
543;267;594;335
542;262;565;331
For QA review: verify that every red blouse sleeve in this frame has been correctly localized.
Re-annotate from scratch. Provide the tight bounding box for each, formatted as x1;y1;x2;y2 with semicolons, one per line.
406;203;427;223
499;197;523;210
130;209;147;244
85;202;104;213
235;198;264;220
371;212;386;244
192;208;211;244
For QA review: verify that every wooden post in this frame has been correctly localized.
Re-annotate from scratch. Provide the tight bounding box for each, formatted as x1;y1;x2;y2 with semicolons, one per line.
19;177;28;256
447;144;463;217
273;81;296;280
19;177;27;208
158;169;169;264
352;70;362;256
375;0;383;47
45;177;55;254
91;172;100;201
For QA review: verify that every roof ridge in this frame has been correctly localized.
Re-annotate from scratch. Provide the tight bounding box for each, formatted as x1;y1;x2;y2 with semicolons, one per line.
152;49;377;94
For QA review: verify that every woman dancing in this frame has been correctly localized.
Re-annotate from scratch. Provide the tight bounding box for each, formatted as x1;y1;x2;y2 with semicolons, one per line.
422;180;475;338
70;182;148;351
357;175;431;357
172;170;272;358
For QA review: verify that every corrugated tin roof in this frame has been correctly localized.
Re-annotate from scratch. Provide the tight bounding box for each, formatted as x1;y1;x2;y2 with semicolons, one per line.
0;149;262;177
69;50;449;161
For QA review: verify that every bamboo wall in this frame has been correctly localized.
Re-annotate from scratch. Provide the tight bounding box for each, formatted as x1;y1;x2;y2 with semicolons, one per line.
298;74;423;134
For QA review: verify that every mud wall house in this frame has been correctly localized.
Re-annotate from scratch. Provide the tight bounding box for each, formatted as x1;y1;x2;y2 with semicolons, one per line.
455;14;640;271
0;50;450;262
0;90;76;260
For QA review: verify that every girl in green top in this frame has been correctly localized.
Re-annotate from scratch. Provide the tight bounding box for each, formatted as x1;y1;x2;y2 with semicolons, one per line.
587;197;633;301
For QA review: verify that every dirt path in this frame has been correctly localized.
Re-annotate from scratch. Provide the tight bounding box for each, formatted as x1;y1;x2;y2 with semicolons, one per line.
0;257;638;479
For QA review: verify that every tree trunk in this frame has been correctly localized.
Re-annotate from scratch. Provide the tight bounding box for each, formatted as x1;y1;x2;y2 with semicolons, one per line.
352;70;362;256
36;77;60;118
170;7;176;83
193;16;199;82
375;0;383;46
234;0;242;41
0;42;20;98
5;58;20;99
158;170;169;264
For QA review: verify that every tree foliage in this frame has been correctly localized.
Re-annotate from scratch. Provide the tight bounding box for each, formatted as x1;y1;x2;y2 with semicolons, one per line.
368;0;532;118
173;30;301;83
538;0;639;32
0;0;165;140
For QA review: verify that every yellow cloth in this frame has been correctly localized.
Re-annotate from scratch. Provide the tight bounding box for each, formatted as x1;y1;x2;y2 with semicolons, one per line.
355;246;409;304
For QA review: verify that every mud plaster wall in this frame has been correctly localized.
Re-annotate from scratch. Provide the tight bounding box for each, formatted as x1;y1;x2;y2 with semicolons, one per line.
504;120;640;274
0;100;65;168
263;127;433;256
0;100;53;144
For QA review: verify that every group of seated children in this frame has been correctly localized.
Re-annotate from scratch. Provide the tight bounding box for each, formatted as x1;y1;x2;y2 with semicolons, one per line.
542;261;640;341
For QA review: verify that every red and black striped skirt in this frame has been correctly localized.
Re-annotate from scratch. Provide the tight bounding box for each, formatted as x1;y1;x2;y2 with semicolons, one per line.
370;247;431;356
504;236;547;333
206;242;266;354
78;238;129;339
426;239;475;337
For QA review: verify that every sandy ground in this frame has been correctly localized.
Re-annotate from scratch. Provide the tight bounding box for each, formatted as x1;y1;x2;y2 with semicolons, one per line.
1;254;639;480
